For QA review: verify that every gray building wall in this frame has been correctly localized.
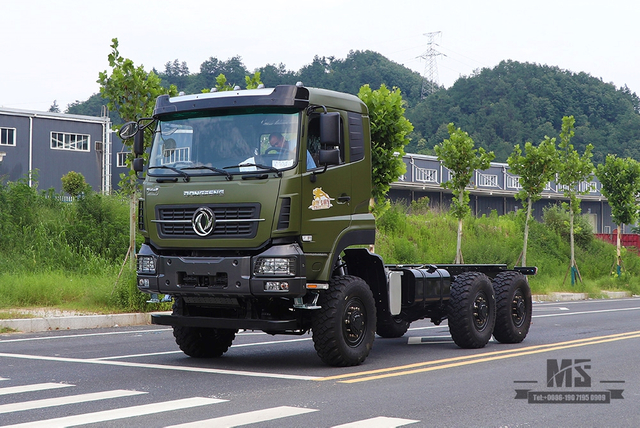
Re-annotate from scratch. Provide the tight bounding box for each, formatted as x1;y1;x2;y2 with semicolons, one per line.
0;108;110;194
390;153;624;234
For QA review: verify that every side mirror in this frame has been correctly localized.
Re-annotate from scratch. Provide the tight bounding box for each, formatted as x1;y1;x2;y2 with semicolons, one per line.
133;157;144;173
310;148;341;184
133;130;144;156
119;122;139;140
319;148;340;166
319;112;340;147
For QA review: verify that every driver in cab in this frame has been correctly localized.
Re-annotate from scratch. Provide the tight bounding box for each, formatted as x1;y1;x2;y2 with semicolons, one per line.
268;133;316;169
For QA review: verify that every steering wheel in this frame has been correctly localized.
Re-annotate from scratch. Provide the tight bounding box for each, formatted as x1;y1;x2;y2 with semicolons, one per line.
265;147;286;156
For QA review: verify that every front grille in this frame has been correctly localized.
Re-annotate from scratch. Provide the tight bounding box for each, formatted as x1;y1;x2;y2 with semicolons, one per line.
155;203;260;238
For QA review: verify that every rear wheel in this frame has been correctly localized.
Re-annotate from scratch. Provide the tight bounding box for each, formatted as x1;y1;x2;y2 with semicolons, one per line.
448;272;496;348
171;298;237;358
492;271;532;343
312;275;376;366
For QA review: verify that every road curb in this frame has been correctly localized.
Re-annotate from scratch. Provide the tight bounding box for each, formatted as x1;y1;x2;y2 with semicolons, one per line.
0;312;166;334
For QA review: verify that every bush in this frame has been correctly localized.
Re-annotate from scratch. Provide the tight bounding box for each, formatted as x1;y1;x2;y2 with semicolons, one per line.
61;171;89;197
542;204;593;249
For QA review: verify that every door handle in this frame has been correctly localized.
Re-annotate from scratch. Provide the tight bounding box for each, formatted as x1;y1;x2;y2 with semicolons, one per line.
337;195;351;204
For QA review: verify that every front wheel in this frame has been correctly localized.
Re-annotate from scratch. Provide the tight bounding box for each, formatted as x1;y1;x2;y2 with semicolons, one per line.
448;271;496;349
312;275;376;366
492;271;532;343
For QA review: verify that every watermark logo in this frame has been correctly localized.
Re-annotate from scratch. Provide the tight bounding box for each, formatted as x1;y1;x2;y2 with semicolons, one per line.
514;358;624;404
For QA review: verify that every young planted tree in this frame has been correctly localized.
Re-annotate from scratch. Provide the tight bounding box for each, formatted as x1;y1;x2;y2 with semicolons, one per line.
358;84;413;215
507;137;559;266
435;123;494;263
98;38;178;266
596;155;640;276
556;116;594;284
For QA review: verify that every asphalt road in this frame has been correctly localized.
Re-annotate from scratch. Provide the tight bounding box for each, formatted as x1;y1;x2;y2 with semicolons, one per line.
0;298;639;427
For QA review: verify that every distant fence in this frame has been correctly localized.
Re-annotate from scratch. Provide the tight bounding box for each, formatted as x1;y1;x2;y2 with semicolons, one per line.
594;233;640;254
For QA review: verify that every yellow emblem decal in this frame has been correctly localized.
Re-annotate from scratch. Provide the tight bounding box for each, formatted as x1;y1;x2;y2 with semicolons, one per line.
309;187;334;210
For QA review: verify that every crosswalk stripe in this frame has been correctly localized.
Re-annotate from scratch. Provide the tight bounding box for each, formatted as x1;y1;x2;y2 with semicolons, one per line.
2;397;226;428
0;389;147;414
0;383;73;396
165;405;318;427
331;416;420;427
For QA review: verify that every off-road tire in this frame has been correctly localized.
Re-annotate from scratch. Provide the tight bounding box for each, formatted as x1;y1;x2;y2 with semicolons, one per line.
492;271;532;343
312;275;376;366
376;313;410;338
171;299;237;358
448;271;496;349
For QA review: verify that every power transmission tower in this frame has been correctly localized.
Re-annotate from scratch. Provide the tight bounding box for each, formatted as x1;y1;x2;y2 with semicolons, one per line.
418;31;445;98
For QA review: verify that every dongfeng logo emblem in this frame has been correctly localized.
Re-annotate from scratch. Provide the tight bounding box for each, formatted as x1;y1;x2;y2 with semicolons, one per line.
192;207;215;236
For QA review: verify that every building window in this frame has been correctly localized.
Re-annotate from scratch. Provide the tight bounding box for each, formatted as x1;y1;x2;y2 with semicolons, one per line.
117;152;131;168
51;132;90;151
478;173;498;187
415;166;438;183
580;181;598;193
0;127;16;146
506;175;521;189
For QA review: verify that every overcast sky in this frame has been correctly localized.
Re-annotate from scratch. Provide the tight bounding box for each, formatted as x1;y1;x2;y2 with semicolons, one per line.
2;0;638;112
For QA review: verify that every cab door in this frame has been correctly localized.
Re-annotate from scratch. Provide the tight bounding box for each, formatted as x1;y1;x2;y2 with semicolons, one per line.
300;112;353;279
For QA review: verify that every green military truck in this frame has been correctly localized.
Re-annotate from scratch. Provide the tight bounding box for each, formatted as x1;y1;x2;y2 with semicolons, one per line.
120;84;534;367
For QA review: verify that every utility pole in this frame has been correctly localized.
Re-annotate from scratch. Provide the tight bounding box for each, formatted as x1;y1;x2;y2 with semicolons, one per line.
418;31;445;98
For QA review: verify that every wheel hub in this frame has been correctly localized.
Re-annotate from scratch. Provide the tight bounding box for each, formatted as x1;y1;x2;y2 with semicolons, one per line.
343;299;366;347
473;294;489;331
511;290;526;327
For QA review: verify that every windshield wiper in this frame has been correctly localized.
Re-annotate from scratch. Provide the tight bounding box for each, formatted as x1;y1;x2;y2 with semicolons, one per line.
182;165;233;181
224;163;282;178
148;165;191;182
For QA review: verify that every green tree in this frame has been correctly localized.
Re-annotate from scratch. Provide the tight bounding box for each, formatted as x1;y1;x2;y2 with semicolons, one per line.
357;84;413;213
97;37;177;266
596;154;640;276
244;71;263;89
61;171;88;198
435;123;495;263
507;137;559;266
556;115;594;284
48;100;60;113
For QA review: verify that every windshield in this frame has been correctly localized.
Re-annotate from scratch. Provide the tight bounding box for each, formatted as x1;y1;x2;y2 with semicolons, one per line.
148;110;300;176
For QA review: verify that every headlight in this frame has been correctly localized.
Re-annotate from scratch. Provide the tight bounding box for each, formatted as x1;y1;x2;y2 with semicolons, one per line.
254;257;296;276
137;255;157;274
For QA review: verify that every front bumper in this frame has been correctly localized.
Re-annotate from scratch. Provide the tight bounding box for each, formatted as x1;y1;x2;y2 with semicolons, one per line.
136;242;307;297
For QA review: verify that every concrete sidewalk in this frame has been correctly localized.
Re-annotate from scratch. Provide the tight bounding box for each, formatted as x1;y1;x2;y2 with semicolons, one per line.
0;291;635;334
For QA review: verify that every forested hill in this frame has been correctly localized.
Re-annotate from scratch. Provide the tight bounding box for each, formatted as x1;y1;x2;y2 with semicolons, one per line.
407;60;640;163
67;50;423;123
68;53;640;164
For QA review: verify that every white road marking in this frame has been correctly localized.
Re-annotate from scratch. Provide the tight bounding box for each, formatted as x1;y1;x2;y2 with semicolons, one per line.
332;416;420;427
2;397;224;428
0;328;172;344
407;325;448;331
95;337;313;360
533;306;640;318
0;383;73;396
0;352;321;381
96;350;182;360
166;405;318;428
0;389;146;414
